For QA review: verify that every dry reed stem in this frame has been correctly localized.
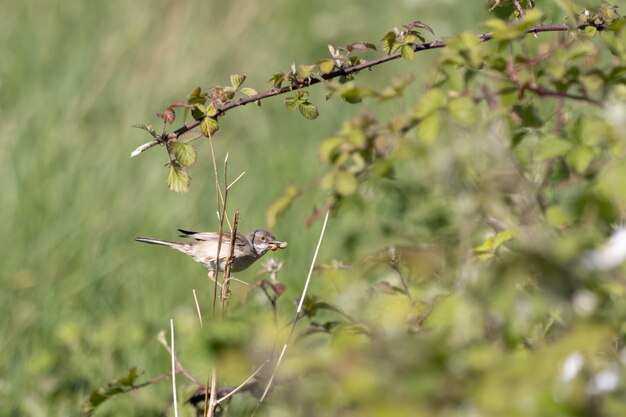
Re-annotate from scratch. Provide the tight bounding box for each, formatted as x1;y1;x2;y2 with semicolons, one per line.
216;361;267;405
192;289;203;327
158;331;203;386
258;209;330;403
170;319;179;417
207;369;218;417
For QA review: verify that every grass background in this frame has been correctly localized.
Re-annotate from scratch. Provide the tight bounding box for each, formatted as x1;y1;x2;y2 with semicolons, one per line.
0;0;588;415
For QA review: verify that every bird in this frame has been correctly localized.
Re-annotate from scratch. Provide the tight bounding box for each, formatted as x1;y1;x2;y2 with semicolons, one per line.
135;229;288;273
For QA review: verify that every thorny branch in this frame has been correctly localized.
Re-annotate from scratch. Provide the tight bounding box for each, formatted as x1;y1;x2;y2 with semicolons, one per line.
160;22;607;143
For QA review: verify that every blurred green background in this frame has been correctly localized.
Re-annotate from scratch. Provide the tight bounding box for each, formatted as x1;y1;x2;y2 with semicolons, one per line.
3;0;625;416
0;0;487;414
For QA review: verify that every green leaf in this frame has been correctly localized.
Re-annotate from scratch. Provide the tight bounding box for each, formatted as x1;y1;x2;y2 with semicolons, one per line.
401;45;415;61
535;135;573;161
584;26;598;36
381;31;397;54
319;137;344;162
414;89;447;118
474;229;517;260
82;368;139;417
239;87;258;97
284;95;299;110
295;90;310;101
566;146;594;173
131;124;157;137
321;170;358;196
167;163;190;193
195;103;207;115
268;72;286;88
298;102;319;120
492;229;517;249
318;59;335;74
230;73;246;89
297;64;316;80
595;160;626;207
265;185;300;228
204;103;218;117
448;96;476;125
334;170;358;195
172;142;197;168
546;205;575;227
517;9;544;30
417;112;440;144
201;116;219;137
512;104;543;128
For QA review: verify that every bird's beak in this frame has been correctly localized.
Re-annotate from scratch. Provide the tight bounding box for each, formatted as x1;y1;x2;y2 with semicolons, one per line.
269;240;288;251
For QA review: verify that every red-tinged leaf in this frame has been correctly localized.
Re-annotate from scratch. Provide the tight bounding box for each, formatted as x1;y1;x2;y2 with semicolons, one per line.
273;283;286;297
156;109;175;124
346;42;377;51
306;206;320;227
403;20;435;35
168;100;186;109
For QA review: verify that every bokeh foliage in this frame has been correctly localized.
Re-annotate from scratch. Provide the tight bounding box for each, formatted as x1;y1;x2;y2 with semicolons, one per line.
3;0;626;416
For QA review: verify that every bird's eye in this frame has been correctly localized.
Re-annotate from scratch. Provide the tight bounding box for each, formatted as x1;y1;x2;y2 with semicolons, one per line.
261;236;267;241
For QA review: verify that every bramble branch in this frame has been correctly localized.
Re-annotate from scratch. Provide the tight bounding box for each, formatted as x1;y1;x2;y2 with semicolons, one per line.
166;22;606;141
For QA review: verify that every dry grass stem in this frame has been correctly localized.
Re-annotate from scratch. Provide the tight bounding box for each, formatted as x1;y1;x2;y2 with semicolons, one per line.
227;171;246;190
207;368;218;417
258;209;331;403
221;211;239;316
192;289;203;327
170;319;179;417
216;361;267;405
158;331;203;386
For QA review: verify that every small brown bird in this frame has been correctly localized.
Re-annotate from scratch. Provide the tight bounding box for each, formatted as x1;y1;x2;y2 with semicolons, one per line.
135;229;288;272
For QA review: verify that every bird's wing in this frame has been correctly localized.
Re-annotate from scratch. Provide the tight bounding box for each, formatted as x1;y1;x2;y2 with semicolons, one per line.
177;230;249;248
178;229;225;241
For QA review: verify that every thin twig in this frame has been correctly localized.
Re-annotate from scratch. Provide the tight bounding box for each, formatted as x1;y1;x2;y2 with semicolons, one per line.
166;22;606;141
258;209;330;403
203;374;211;417
216;361;268;405
208;369;217;417
221;211;239;316
127;370;181;391
227;171;246;190
512;0;526;18
158;331;204;386
524;84;603;106
208;132;222;316
208;135;231;315
170;319;179;417
192;289;203;327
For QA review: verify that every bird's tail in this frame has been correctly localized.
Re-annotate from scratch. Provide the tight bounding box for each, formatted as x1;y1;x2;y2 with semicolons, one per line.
135;237;185;250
